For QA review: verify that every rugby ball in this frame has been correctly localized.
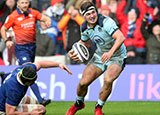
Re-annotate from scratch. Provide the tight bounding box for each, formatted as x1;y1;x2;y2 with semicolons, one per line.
72;42;89;63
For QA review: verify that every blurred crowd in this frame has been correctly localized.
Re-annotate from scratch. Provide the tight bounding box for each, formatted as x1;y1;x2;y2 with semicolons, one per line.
0;0;160;65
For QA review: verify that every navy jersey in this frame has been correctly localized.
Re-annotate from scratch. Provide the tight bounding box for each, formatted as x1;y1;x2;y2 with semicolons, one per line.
0;64;37;112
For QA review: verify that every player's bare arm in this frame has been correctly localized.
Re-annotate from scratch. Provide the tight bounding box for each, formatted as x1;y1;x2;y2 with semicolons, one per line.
1;25;14;49
101;30;125;63
34;61;72;75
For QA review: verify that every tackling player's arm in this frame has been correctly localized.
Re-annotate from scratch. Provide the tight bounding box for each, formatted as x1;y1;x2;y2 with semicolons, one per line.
40;14;51;28
34;60;72;75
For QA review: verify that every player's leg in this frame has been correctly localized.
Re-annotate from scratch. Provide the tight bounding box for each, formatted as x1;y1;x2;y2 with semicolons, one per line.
95;58;126;115
94;64;122;115
16;95;46;114
16;104;46;114
65;64;103;115
30;83;51;106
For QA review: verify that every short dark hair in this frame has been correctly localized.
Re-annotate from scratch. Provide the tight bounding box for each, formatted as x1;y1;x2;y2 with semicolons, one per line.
20;66;37;84
80;2;96;16
148;19;160;34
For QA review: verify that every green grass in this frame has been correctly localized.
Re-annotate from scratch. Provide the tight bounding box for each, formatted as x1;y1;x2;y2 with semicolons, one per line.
45;101;160;115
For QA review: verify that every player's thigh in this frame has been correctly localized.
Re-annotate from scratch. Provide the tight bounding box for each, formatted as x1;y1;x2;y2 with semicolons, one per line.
20;95;38;104
80;64;103;85
104;64;122;83
16;104;46;113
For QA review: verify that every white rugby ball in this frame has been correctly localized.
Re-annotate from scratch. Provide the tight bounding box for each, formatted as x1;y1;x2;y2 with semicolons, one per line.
72;42;89;63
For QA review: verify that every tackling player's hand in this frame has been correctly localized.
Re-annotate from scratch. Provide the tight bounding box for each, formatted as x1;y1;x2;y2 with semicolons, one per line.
68;49;79;62
59;63;72;75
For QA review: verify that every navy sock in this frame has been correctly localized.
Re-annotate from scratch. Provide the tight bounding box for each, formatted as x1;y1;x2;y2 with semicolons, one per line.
30;83;42;103
75;100;83;107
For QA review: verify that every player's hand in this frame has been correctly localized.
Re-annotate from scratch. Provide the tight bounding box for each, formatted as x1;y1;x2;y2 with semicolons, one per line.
101;51;113;64
6;41;14;49
59;63;72;75
68;49;79;62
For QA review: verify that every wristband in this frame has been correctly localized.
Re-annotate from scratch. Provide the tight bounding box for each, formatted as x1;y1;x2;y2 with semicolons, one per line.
5;39;9;44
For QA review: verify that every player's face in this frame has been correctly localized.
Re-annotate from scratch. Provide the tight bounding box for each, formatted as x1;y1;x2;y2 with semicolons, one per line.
85;10;98;25
17;0;30;12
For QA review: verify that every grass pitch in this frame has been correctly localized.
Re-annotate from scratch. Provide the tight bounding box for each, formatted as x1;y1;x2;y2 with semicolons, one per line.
45;101;160;115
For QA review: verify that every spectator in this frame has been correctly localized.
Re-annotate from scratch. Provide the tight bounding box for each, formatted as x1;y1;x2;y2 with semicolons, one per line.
1;0;52;106
143;0;159;23
58;5;85;64
36;21;55;56
0;0;17;61
141;13;160;64
100;4;119;27
0;60;72;114
116;0;147;64
30;0;51;12
45;0;67;55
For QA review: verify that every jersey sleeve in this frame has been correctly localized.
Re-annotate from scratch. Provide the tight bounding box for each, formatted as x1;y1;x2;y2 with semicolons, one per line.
81;32;90;42
4;15;14;29
33;9;42;20
103;17;119;36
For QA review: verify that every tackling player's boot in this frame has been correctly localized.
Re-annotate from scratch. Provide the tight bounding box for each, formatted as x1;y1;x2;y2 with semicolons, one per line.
0;72;5;84
65;100;85;115
40;98;51;106
95;104;104;115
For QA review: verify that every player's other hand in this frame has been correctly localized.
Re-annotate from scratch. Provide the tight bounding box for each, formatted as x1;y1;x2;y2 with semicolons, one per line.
101;52;113;64
59;63;72;75
6;41;14;49
68;49;79;62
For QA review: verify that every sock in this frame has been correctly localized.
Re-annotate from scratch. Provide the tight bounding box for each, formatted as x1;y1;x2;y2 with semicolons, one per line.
96;99;105;109
30;83;42;103
75;96;84;107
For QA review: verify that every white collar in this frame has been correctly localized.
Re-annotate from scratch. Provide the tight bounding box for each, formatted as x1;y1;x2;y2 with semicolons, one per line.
17;73;25;86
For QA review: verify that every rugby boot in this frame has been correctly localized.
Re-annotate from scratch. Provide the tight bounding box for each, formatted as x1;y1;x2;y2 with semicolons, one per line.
65;103;85;115
40;98;51;106
95;107;104;115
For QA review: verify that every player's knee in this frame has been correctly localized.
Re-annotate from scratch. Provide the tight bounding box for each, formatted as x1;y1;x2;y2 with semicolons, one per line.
79;82;89;89
104;77;114;84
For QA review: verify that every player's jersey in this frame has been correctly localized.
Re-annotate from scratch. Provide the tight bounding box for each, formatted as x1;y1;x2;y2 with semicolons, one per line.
4;8;42;45
0;64;37;112
81;14;127;58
